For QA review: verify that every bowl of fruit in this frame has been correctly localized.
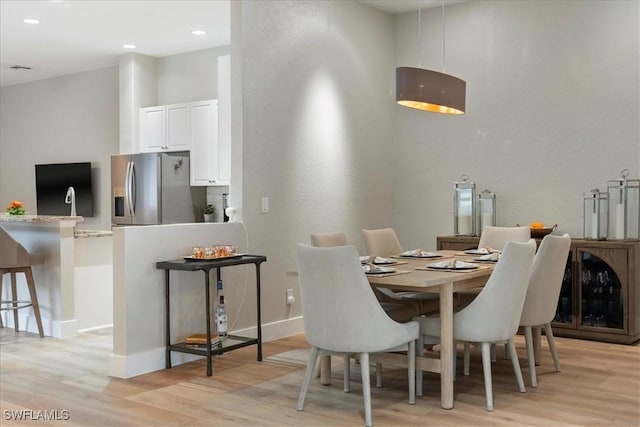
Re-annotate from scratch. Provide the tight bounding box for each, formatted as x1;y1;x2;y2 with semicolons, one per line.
517;222;557;238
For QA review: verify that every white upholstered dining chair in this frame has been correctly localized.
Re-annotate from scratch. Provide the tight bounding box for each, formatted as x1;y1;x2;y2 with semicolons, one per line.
311;232;418;322
458;225;533;350
361;228;440;316
415;240;536;411
477;226;531;252
310;231;350;248
519;233;571;387
296;244;418;427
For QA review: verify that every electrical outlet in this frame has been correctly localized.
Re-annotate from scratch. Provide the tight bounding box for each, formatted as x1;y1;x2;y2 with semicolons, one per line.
286;288;295;305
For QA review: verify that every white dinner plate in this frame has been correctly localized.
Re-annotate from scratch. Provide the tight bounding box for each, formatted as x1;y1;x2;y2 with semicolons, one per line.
363;265;396;274
474;253;500;262
464;248;499;255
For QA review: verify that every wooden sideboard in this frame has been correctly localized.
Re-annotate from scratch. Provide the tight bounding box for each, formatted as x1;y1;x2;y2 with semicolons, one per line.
437;236;640;344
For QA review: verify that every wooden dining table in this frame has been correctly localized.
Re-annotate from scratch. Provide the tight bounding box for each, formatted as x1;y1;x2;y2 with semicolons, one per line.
364;250;496;409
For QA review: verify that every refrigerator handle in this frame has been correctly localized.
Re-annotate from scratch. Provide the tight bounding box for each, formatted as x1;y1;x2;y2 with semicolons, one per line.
125;161;135;217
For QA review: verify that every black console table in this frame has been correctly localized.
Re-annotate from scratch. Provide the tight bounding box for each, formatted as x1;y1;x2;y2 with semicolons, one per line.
156;254;267;376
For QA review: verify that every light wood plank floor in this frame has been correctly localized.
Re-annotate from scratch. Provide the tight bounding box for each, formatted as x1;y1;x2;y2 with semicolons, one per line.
1;327;638;426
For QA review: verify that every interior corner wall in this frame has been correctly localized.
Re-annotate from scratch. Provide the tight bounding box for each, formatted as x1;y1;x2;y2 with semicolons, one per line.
156;45;230;105
0;66;119;231
392;0;640;249
239;0;396;325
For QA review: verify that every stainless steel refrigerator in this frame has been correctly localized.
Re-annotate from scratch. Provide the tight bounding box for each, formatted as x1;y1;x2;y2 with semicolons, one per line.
111;151;206;225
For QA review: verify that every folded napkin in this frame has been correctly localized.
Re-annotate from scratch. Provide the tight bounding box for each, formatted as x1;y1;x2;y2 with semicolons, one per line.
362;264;393;273
428;259;477;269
476;252;500;261
360;255;394;264
401;249;439;257
466;246;500;255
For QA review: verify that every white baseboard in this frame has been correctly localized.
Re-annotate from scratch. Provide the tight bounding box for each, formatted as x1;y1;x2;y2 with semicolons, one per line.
0;312;77;338
108;315;305;379
51;319;78;338
78;323;114;333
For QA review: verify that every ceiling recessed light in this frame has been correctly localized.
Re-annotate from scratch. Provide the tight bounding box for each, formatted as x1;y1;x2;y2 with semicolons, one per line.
123;44;136;49
191;29;206;35
23;18;41;25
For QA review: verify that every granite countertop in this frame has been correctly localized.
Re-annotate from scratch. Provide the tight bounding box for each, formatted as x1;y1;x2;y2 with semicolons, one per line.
0;213;84;223
75;230;113;238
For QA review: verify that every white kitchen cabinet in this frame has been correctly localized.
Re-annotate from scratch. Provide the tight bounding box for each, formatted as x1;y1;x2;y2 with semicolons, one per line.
190;100;230;186
139;102;191;152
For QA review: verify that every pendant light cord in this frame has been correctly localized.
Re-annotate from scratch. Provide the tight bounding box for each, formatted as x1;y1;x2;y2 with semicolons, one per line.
442;2;446;73
418;4;423;68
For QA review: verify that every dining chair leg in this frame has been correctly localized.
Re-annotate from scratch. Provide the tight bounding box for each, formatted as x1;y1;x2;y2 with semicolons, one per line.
375;362;382;388
416;335;424;397
507;338;526;393
297;346;320;411
524;326;537;387
315;355;326;379
463;342;471;375
480;342;494;412
360;352;373;427
453;343;457;380
544;322;561;372
408;340;416;405
343;354;350;392
490;343;497;362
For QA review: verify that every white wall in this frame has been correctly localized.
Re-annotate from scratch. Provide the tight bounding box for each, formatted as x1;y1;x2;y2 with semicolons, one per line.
109;222;263;378
240;1;396;323
392;0;640;249
157;46;230;105
0;66;119;231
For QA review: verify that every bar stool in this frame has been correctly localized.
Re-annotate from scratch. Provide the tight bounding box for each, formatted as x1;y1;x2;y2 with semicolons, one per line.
0;226;45;337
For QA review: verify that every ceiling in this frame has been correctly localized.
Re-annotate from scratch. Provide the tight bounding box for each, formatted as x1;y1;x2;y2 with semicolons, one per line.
0;0;465;88
0;0;230;87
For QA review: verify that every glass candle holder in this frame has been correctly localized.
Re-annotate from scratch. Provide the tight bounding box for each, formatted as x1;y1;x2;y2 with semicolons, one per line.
607;169;640;240
454;174;476;236
478;189;496;235
583;188;607;240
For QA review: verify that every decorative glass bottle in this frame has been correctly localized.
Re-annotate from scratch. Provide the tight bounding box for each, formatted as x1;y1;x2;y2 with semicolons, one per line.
453;175;476;236
607;169;640;241
583;188;607;240
477;189;496;235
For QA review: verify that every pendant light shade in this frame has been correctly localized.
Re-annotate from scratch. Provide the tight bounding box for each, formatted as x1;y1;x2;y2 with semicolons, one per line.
396;66;466;114
396;3;466;115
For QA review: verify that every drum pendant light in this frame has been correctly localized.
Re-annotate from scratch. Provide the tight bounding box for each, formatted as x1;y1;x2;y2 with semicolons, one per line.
396;3;466;114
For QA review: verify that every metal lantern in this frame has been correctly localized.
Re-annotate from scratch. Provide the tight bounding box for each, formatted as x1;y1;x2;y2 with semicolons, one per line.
583;188;607;240
478;189;496;234
607;169;640;241
453;174;476;236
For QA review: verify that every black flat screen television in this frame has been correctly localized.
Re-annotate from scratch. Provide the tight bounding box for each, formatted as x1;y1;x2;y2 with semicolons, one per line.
35;162;94;217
